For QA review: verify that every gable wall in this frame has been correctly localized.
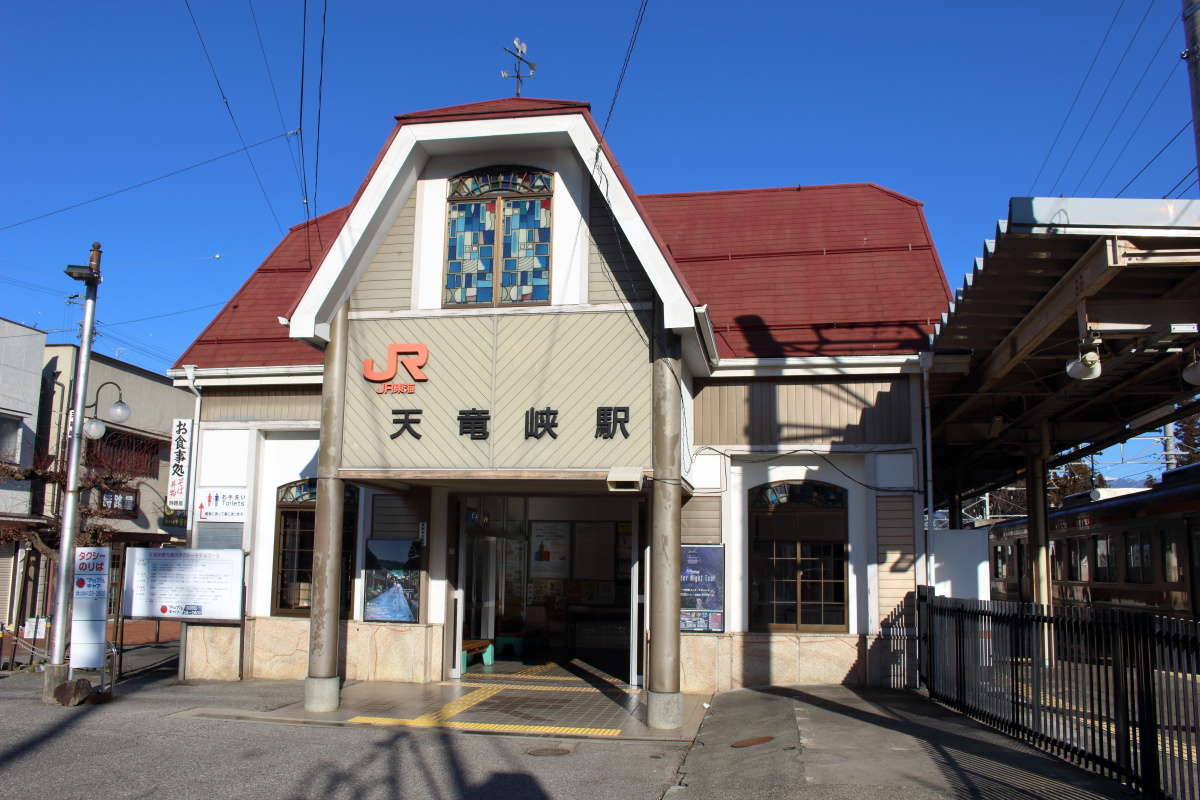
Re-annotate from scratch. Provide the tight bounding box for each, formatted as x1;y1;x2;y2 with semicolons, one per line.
349;192;417;312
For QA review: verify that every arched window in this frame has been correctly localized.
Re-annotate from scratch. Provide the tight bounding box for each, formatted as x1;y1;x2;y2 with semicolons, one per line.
272;479;359;617
748;480;849;633
444;165;552;307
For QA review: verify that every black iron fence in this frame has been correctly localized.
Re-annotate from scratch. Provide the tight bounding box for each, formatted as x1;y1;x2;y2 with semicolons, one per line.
918;588;1200;800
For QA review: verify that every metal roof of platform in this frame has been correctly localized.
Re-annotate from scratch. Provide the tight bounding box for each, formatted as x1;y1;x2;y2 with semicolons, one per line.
928;197;1200;504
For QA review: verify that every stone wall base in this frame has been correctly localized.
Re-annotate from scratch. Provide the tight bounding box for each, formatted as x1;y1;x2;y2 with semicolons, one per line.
680;632;917;694
183;618;444;682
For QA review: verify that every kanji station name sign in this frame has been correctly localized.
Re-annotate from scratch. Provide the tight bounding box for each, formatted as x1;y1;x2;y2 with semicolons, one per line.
343;314;652;470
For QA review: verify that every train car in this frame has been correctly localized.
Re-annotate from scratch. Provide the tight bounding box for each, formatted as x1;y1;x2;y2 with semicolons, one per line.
988;462;1200;617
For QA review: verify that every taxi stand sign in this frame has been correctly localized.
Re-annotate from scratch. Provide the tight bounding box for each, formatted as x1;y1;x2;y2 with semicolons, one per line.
70;546;110;670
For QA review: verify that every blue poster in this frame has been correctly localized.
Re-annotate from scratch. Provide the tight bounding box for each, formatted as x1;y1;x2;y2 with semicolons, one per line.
363;539;421;622
680;545;724;632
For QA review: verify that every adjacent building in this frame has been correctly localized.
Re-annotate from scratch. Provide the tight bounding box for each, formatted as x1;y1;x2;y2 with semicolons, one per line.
171;97;950;715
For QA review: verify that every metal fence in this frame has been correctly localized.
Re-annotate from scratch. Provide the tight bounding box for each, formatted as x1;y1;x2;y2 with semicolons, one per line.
918;589;1200;800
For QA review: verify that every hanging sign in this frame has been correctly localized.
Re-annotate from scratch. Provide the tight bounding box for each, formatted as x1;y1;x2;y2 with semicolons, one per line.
166;418;193;511
123;548;244;621
70;546;110;669
680;544;724;633
195;487;248;522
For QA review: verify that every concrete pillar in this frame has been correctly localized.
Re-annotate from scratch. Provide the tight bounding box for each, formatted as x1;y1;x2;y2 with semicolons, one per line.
305;304;349;712
1025;453;1051;608
648;318;682;729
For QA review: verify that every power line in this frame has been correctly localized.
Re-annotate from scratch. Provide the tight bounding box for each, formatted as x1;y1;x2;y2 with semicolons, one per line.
1115;118;1192;196
183;0;285;235
1074;13;1179;194
247;0;306;205
1095;59;1182;193
0;132;293;232
1028;0;1128;194
312;0;329;249
0;274;70;297
99;302;225;327
1050;0;1156;195
1176;175;1200;196
297;0;314;267
1163;166;1197;197
600;0;650;136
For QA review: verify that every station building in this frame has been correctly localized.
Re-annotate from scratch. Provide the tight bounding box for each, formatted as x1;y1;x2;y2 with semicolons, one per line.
171;97;950;721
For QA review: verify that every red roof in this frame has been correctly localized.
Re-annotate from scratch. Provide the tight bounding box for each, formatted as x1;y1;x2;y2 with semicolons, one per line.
175;101;951;370
173;208;348;369
640;184;952;358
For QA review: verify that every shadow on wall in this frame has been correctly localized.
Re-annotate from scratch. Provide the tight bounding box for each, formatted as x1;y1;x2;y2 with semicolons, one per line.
734;314;917;690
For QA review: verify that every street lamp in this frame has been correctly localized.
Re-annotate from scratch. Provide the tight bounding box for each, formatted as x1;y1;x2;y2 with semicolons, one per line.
43;242;104;702
81;381;131;441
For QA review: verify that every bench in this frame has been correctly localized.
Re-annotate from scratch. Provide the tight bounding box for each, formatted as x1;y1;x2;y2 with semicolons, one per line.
460;639;494;673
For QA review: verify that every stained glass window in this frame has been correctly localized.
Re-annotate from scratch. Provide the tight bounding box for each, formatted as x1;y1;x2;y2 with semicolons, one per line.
445;166;551;306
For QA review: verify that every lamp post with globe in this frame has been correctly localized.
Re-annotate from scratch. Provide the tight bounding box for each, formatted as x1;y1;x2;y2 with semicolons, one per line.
42;243;134;701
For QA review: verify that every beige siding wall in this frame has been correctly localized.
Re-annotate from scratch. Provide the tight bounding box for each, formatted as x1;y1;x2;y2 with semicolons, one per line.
200;388;321;422
588;185;652;304
876;495;916;622
373;494;421;538
681;496;721;544
694;378;911;446
342;311;653;470
349;191;417;312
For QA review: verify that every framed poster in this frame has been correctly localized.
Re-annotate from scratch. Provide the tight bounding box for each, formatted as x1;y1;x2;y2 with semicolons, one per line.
363;539;422;622
573;521;615;580
529;521;571;578
680;544;725;632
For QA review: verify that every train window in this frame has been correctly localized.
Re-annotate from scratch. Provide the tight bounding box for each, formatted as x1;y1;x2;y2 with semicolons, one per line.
993;545;1008;580
1163;533;1182;584
1067;537;1089;582
1124;531;1153;584
1094;534;1116;582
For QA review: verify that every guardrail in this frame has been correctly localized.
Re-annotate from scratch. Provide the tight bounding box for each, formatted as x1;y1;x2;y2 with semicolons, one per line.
917;589;1200;800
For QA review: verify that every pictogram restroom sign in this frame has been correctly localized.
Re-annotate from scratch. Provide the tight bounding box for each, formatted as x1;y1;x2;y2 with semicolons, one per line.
363;344;429;394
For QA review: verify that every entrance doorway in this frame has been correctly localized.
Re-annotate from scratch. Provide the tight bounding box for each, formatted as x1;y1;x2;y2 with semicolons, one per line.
453;495;642;686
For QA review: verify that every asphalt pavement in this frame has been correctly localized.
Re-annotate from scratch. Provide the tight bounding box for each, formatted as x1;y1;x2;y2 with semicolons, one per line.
0;659;1138;799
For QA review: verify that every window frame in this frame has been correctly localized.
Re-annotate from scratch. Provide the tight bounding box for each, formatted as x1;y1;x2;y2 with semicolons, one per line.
747;480;850;634
270;479;359;618
442;166;554;309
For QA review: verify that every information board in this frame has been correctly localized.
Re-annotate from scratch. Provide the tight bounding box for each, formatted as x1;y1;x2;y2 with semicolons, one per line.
70;546;110;669
123;548;244;621
680;544;724;632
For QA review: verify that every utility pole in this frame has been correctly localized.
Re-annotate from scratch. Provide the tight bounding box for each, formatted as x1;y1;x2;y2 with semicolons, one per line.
1183;1;1200;172
42;242;102;703
1165;421;1179;471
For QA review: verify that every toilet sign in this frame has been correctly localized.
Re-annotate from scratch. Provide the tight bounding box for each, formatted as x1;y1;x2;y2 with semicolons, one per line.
70;546;110;669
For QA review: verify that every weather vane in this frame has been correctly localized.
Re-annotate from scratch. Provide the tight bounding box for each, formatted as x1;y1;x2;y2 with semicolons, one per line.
500;38;536;97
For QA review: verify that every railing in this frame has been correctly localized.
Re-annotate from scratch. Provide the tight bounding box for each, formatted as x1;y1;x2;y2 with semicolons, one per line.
918;589;1200;800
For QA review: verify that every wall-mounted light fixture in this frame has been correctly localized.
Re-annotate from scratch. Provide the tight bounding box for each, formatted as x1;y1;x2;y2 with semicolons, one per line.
81;380;132;440
1184;350;1200;386
1066;337;1103;381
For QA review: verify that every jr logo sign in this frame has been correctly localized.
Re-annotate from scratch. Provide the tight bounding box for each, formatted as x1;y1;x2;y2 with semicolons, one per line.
363;344;429;394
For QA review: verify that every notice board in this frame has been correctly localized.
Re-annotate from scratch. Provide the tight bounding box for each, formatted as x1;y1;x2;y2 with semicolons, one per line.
680;544;724;632
123;548;244;621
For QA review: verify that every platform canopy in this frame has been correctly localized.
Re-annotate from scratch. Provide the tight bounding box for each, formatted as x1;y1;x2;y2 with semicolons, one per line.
927;197;1200;504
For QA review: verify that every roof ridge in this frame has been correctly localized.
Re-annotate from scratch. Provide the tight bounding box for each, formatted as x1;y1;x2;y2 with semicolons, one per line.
394;97;590;121
640;182;922;205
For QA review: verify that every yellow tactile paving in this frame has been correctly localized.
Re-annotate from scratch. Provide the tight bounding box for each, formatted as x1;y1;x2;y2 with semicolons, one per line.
511;663;558;676
347;716;620;737
449;681;630;694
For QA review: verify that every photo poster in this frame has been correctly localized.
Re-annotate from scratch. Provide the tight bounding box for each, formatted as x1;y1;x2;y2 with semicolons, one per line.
572;521;615;580
362;539;421;622
529;521;571;578
680;544;725;632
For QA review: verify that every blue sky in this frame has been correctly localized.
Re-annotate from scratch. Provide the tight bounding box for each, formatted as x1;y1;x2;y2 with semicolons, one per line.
1;1;1192;482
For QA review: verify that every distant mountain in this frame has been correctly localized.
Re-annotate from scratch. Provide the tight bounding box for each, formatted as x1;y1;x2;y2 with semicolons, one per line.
1106;475;1154;488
